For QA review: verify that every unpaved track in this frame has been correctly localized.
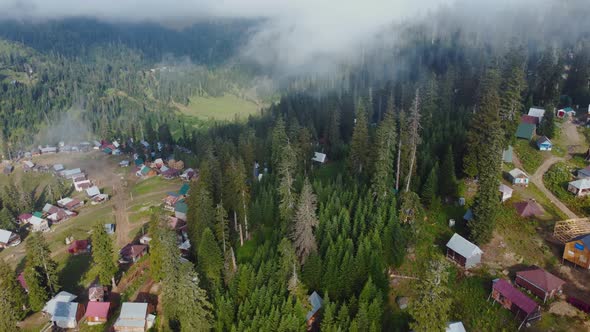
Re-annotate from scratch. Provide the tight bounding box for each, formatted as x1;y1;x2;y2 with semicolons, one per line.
530;156;577;219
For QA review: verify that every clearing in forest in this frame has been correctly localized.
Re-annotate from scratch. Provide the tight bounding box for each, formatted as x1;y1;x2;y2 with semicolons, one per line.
175;93;261;121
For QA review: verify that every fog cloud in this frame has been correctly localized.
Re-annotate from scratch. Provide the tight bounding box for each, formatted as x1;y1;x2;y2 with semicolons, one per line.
1;0;588;74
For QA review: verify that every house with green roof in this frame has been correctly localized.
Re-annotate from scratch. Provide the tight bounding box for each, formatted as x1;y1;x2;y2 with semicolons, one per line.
179;183;190;196
515;123;535;140
175;202;188;221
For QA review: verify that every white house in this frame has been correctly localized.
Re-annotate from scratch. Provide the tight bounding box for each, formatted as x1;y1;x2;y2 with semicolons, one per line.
528;107;546;121
508;168;529;186
568;178;590;197
0;229;21;248
498;184;513;202
43;291;83;329
446;233;483;269
114;302;154;332
29;216;50;232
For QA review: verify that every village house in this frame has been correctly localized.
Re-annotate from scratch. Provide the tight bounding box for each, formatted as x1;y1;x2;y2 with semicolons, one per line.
73;177;93;192
86;186;101;198
489;279;541;330
514;200;543;218
515;267;565;303
536;136;552;151
120;160;130;167
556;107;576;119
520;114;539;125
60;168;83;179
0;229;21;248
57;197;84;210
499;184;513;202
180;168;196;181
18;213;33;225
120;244;148;263
446;233;483;269
577;166;590;179
175;202;188;221
562;234;590;269
528;107;546;121
515;123;536;140
114;302;154;332
53;164;64;172
68;239;91;255
508;168;529;186
306;291;323;329
179;183;190;196
29;215;50;232
23;160;35;171
568;179;590;197
163;193;180;211
85;301;110;325
39;146;58;154
43;291;82;328
47;208;76;224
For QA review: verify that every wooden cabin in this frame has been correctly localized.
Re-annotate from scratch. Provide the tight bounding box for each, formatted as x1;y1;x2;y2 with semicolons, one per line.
563;234;590;269
490;279;541;330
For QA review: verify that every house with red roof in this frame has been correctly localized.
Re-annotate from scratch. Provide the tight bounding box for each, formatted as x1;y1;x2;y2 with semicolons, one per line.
85;301;110;325
68;240;90;255
18;213;33;225
521;114;540;125
490;279;541;330
120;244;148;263
515;267;565;303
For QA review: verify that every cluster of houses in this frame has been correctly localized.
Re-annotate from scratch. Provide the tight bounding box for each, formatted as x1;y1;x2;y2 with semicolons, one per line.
133;155;195;181
514;107;553;151
40;287;155;330
445;233;567;330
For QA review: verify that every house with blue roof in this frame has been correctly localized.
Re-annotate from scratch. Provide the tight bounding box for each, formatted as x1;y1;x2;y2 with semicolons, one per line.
306;291;323;328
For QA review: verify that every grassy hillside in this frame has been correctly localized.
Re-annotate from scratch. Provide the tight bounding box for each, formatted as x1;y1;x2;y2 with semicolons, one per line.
175;94;261;121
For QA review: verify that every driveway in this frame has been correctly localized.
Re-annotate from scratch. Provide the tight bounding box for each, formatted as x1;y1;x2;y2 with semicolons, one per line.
530;156;577;219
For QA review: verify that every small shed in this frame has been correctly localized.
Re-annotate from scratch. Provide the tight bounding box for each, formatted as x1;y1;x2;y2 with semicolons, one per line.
463;209;474;222
86;186;101;198
556;107;576;118
514;201;543;218
508;168;529;186
51;302;85;329
29;216;49;232
502;146;513;163
563;234;590;269
536;136;552;151
515;123;536;140
312;152;327;164
86;301;110;325
490;279;541;330
446;322;467;332
105;224;116;235
68;240;90;255
89;285;106;302
568;179;590;197
306;291;323;328
445;233;483;269
499;184;513;202
515;267;565;303
120;244;148;263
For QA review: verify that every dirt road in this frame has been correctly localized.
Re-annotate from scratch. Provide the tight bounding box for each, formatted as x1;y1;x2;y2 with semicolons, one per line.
530;156;577;219
528;120;583;220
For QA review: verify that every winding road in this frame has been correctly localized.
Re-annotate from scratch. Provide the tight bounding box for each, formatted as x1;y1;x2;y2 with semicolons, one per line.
526;120;583;219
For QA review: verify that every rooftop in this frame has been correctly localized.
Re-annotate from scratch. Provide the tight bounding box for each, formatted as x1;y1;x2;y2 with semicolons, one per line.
516;267;566;292
86;301;110;319
569;178;590;190
119;302;148;320
446;233;483;258
493;279;538;315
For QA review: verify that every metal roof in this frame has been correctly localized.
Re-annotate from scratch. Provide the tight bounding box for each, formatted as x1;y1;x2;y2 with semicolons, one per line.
306;291;323;320
52;302;79;320
86;186;101;197
569;178;590;190
515;123;536;139
528;107;546;118
446;233;483;258
509;168;528;178
446;322;466;332
498;184;513;194
516;267;566;292
43;291;77;314
493;279;538;315
0;229;13;243
312;152;327;163
119;302;148;320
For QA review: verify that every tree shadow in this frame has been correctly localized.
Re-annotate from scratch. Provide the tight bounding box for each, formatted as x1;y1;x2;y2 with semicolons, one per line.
58;253;93;294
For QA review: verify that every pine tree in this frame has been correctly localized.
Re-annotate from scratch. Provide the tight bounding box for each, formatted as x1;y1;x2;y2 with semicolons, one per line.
198;228;224;288
186;181;214;250
421;163;438;207
290;178;318;264
538;105;556;138
0;259;26;331
438;145;458;198
91;223;118;286
278;142;297;224
371;96;397;200
271;116;288;170
410;257;452;332
25;264;48;312
25;232;59;296
148;213;165;281
214;204;229;254
500;48;527;146
349;100;370;175
469;70;503;244
327;108;342;156
161;229;213;331
0;207;15;231
405;91;422;192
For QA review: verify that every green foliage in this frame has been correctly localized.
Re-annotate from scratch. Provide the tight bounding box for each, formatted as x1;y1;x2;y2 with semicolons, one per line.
513;139;543;173
421;163;439;207
0;207;15;231
538;105;556;138
371;99;397;200
349;100;370;176
198;228;224;289
25;232;59;304
186;180;214;251
410;257;452;332
91;223;117;285
290;178;318;263
438;146;458;198
0;259;26;331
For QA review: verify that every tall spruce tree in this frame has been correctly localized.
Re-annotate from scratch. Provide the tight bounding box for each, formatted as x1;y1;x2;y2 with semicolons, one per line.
91;223;118;286
421;162;439;207
469;70;503;244
186;181;214;251
371;96;397;200
198;228;224;288
290;178;318;264
410;257;452;332
0;259;26;331
438;145;458;198
271;116;288;170
278;142;297;225
25;233;59;296
349;100;370;175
